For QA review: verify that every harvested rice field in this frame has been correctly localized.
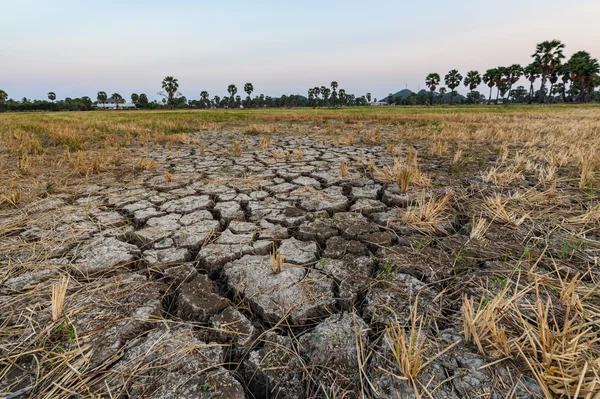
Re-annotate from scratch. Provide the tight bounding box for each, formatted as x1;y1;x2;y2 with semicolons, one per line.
1;105;599;398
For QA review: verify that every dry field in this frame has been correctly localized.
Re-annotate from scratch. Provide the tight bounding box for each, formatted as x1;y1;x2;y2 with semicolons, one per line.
1;105;599;398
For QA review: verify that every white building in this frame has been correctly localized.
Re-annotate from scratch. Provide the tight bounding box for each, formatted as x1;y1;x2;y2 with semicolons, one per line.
96;97;136;110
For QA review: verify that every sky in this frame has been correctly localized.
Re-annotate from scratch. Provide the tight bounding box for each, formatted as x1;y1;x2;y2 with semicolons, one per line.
2;0;600;102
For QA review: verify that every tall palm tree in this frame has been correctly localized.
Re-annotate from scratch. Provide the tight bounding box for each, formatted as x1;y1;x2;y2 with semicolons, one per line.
161;76;180;108
320;86;330;105
444;70;463;104
97;91;108;108
482;68;498;105
111;93;123;110
339;89;346;106
200;91;209;108
494;67;509;103
330;81;338;106
532;40;565;103
244;83;254;107
438;87;447;104
568;51;600;102
366;93;372;103
463;71;481;102
48;92;56;103
557;63;571;102
227;84;237;107
523;62;541;104
425;73;441;106
131;93;139;105
506;64;523;102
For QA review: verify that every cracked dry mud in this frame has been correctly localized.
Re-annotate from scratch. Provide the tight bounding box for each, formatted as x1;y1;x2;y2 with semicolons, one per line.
1;133;552;398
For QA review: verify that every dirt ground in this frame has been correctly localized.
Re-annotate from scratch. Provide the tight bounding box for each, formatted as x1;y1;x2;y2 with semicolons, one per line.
1;109;599;398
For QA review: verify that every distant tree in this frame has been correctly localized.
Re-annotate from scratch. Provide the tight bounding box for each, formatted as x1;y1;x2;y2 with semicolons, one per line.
213;95;221;108
48;92;56;103
463;71;481;103
387;93;393;105
532;40;565;103
425;73;441;105
111;93;123;110
506;64;523;102
482;68;498;104
308;88;315;106
493;67;509;103
557;63;571;102
138;93;149;107
131;93;139;105
200;91;209;108
339;89;346;106
244;83;254;107
437;87;447;104
509;86;528;103
366;93;372;103
320;86;330;105
313;87;321;105
330;81;338;106
228;84;237;107
97;91;108;107
0;89;7;112
523;62;541;104
444;69;463;104
161;76;180;108
567;51;600;102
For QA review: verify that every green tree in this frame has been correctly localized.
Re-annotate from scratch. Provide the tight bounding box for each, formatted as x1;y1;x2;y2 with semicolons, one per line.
523;62;541;103
482;68;498;104
161;76;180;108
330;81;338;106
138;93;149;107
0;89;7;112
320;86;330;105
227;84;237;107
111;93;123;110
366;93;372;103
244;83;254;107
444;69;463;104
387;93;393;105
200;91;209;108
567;51;600;102
506;64;523;102
97;91;108;107
532;40;565;103
463;71;481;103
425;73;441;105
438;87;447;104
131;93;139;105
48;92;56;103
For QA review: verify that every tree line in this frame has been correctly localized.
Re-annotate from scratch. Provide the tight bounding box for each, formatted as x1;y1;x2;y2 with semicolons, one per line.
1;39;598;112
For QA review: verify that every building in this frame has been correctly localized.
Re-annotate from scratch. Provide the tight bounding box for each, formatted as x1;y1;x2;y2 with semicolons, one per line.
96;97;136;110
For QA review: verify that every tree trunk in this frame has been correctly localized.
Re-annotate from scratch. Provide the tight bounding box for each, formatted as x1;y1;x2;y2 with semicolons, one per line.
540;75;547;103
528;82;534;104
430;91;433;106
488;86;493;105
495;88;500;104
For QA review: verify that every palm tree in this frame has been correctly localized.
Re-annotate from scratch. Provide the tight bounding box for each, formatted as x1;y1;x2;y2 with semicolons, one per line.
213;95;221;108
425;73;441;106
444;70;463;104
463;71;481;103
532;40;565;103
227;84;237;107
567;51;600;102
438;87;447;104
330;81;338;106
244;83;254;107
111;93;123;110
131;93;139;105
339;89;346;106
482;69;498;105
494;67;508;103
161;76;180;108
97;91;108;108
506;64;523;102
320;86;330;105
48;92;56;103
366;93;372;103
200;91;209;108
557;63;571;102
523;62;541;104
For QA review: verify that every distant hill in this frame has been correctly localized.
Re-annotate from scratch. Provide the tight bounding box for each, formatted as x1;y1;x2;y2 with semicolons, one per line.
382;88;466;103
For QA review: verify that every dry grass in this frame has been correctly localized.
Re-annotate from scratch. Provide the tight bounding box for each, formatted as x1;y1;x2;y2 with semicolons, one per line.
340;160;349;177
402;191;454;234
51;277;69;322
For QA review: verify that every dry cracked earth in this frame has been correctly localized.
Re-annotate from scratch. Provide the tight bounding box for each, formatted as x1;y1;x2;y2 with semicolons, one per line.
1;133;553;398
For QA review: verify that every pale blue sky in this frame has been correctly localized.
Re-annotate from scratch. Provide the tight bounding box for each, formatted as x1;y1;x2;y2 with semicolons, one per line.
2;0;600;101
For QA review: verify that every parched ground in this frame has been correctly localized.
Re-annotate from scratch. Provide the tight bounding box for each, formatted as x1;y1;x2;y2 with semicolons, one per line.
1;108;599;398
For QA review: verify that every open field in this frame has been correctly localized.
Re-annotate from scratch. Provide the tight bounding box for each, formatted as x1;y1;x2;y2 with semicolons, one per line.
1;106;599;398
